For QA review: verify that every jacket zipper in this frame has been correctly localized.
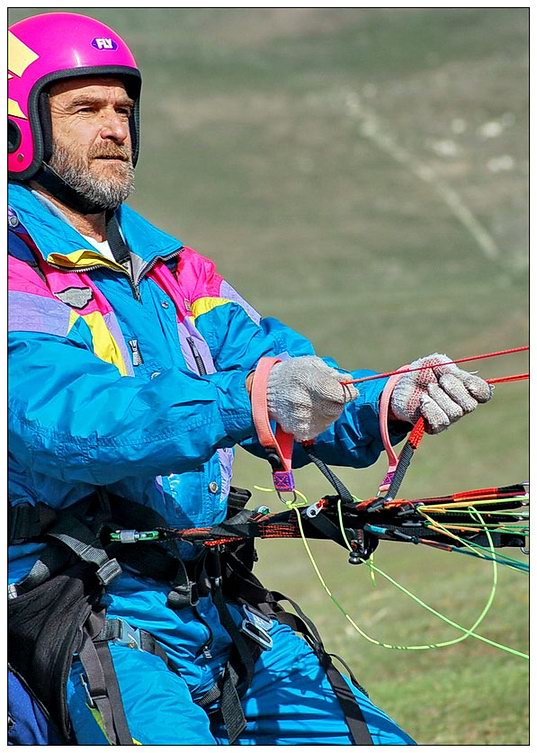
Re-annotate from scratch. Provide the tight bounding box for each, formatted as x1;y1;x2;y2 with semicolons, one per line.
133;247;184;290
128;339;144;366
187;337;208;376
46;247;183;303
47;259;142;301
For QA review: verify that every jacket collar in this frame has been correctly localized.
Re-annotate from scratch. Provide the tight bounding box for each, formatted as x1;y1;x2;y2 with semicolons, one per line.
8;182;181;271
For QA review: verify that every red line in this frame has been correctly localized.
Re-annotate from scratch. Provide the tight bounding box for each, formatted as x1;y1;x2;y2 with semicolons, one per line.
486;373;529;385
342;346;529;385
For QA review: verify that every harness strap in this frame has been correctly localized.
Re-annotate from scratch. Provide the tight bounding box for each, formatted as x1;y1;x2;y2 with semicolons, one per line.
78;611;187;744
219;664;246;744
219;549;374;747
207;550;259;744
167;558;201;609
45;512;122;586
10;507;122;597
268;592;372;745
78;627;133;745
105;214;132;267
9;502;57;544
11;547;66;596
92;616;180;675
226;485;252;512
302;445;354;505
321;655;373;745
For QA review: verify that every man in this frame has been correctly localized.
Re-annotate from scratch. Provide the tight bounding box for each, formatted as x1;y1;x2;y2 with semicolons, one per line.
8;12;492;746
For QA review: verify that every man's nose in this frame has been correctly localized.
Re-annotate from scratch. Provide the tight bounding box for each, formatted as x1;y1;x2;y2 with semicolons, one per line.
99;110;129;143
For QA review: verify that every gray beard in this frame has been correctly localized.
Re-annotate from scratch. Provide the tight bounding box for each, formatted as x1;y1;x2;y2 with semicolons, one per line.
48;144;135;211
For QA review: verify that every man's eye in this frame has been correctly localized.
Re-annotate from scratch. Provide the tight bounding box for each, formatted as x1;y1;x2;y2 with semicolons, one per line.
77;107;95;113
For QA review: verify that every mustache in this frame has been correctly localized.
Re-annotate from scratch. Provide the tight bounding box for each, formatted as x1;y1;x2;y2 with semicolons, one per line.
88;143;132;162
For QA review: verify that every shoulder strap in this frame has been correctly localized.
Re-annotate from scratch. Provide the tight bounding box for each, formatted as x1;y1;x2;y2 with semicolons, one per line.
105;214;131;267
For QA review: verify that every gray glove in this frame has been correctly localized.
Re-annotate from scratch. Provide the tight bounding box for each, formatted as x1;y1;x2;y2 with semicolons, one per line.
391;353;493;434
266;356;358;441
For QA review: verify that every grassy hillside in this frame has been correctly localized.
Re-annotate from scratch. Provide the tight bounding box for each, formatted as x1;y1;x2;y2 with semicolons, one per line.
9;8;529;744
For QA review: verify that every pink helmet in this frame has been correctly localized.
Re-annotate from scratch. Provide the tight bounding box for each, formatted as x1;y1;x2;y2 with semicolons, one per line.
8;12;142;181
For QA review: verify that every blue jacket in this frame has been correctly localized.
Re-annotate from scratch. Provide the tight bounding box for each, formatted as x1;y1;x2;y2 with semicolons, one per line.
8;183;403;691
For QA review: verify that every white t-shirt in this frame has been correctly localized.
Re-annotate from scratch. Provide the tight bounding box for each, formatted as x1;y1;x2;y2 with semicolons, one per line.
81;234;116;263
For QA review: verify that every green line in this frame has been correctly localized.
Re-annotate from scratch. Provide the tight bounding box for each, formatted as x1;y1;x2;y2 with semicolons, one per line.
296;503;528;658
364;559;528;658
454;537;529;572
452;547;529;573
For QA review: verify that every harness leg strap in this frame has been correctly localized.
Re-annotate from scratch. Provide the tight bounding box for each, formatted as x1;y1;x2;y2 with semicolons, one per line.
319;653;373;745
268;591;373;745
77;629;133;745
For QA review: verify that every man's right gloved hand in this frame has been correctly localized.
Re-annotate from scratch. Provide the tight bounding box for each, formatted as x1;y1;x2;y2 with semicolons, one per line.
265;356;358;441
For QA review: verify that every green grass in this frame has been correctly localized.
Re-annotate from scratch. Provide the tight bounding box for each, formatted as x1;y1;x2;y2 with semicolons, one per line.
10;8;529;744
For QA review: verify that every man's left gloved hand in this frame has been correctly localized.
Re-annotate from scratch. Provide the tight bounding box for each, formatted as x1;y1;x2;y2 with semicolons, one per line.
390;353;493;434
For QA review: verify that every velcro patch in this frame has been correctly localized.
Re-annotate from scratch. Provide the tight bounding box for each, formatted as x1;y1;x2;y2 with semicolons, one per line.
55;286;94;309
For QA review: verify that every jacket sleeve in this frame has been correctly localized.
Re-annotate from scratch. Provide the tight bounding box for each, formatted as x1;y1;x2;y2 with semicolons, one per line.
8;260;255;486
188;257;408;470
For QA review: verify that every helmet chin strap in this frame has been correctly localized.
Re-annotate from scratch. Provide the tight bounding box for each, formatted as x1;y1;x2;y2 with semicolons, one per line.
33;162;116;216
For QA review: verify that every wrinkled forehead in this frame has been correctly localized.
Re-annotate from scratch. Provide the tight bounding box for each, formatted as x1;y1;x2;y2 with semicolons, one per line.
49;76;130;101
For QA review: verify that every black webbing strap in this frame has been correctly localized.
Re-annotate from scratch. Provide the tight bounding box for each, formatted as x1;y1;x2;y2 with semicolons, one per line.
226;486;252;513
384;441;415;501
267;591;372;746
93;617;181;677
45;512;122;586
9;502;57;544
206;548;268;743
302;446;355;505
167;558;201;609
320;654;373;745
78;628;133;745
303;509;356;550
209;587;252;743
106;214;131;267
11;546;68;596
10;508;122;596
219;663;245;744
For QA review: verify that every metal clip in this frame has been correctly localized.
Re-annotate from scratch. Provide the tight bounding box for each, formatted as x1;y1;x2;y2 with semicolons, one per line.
115;529;138;544
241;605;273;650
305;500;324;518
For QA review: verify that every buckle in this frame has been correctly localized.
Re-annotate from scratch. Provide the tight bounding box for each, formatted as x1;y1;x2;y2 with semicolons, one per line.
240;605;273;650
95;558;122;585
242;604;272;631
114;618;142;650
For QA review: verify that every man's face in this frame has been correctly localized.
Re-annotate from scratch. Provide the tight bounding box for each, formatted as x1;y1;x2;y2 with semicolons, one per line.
48;77;135;210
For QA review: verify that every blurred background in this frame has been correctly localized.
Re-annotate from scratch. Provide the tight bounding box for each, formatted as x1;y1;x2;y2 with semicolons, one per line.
10;7;529;745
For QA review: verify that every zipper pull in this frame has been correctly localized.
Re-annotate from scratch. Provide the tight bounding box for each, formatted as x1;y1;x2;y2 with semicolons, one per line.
128;339;144;367
187;336;208;375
